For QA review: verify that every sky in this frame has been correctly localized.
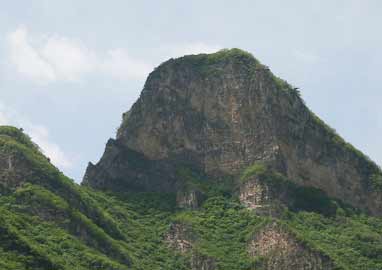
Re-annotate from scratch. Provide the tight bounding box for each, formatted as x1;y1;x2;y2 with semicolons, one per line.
0;0;381;183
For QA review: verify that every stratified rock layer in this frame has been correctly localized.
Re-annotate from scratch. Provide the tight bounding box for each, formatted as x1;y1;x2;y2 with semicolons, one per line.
83;49;382;215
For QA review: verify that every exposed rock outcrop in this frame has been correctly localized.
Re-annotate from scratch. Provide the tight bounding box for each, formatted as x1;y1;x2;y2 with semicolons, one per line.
165;223;194;253
176;190;203;209
0;152;24;191
83;138;179;192
239;177;270;210
249;223;334;270
83;48;382;215
165;222;216;270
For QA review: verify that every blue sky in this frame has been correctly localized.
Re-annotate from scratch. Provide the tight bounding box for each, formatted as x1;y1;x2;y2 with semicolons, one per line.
0;0;381;182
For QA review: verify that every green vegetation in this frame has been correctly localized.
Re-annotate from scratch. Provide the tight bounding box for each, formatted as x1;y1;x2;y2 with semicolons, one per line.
240;163;382;269
0;126;382;270
240;162;268;182
0;126;39;151
285;211;382;270
153;48;261;78
170;48;302;101
242;162;340;216
175;48;258;66
0;205;128;270
173;197;267;270
176;167;235;197
0;175;182;269
85;191;189;270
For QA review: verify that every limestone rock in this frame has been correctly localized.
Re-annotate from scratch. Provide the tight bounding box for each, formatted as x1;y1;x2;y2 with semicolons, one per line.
165;223;194;253
249;223;334;270
176;190;203;209
239;177;270;210
83;48;382;215
165;222;216;270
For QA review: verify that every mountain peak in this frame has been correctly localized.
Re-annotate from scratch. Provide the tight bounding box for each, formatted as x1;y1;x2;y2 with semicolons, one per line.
83;49;382;215
141;48;284;95
161;48;260;68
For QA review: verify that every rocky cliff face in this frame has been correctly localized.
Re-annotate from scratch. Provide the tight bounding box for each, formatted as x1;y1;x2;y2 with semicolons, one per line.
248;223;334;270
83;48;382;215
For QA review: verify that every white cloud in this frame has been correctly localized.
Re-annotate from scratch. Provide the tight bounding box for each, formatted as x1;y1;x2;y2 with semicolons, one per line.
101;49;153;80
6;27;223;83
7;26;56;82
6;26;95;82
27;124;73;169
41;35;97;81
0;103;73;170
6;26;152;83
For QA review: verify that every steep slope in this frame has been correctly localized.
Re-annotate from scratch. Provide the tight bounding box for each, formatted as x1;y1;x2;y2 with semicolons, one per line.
0;126;186;269
84;48;382;216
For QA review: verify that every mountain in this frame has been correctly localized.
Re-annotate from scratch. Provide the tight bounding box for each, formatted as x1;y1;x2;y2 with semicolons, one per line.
84;48;382;215
1;49;382;270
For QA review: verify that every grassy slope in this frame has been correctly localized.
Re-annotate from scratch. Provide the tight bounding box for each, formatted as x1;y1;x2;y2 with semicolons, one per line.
0;127;188;269
1;122;382;270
